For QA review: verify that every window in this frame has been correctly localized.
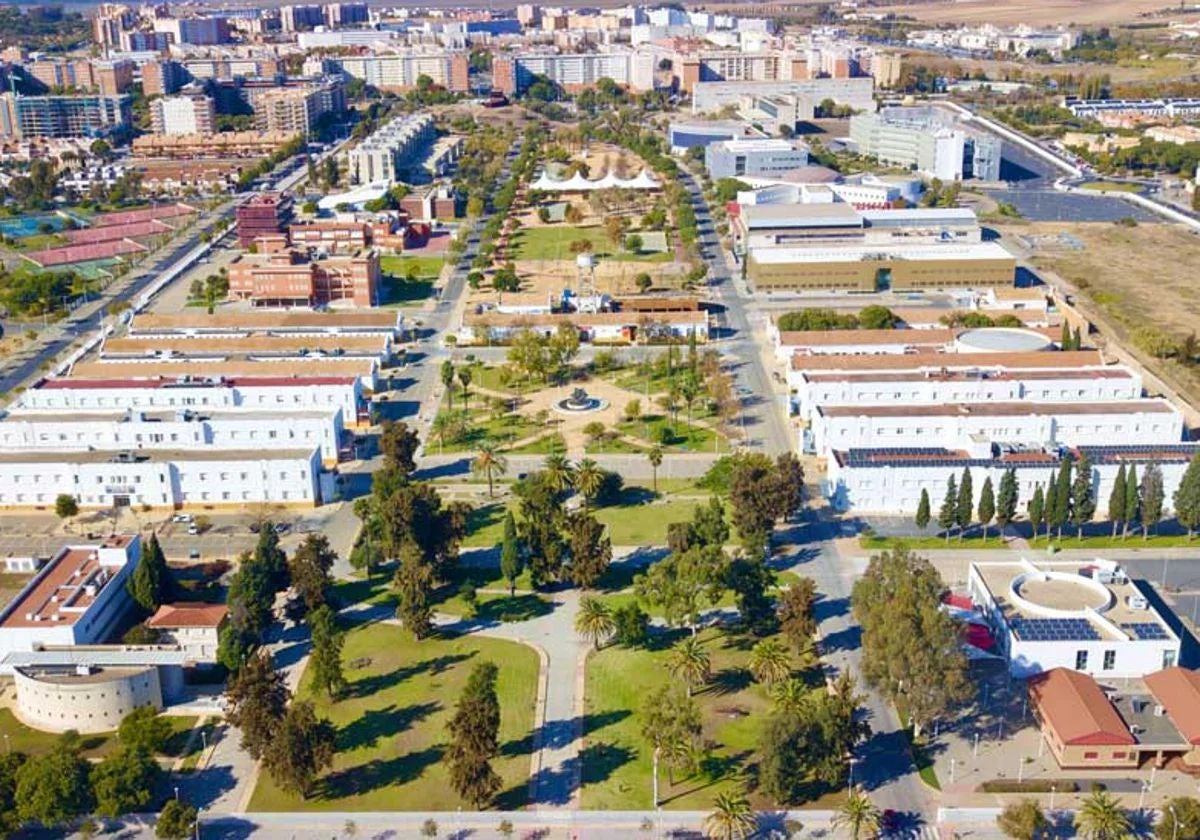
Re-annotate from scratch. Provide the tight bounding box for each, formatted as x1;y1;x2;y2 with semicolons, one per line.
1075;650;1088;670
1083;751;1099;759
1103;650;1116;671
1112;752;1127;759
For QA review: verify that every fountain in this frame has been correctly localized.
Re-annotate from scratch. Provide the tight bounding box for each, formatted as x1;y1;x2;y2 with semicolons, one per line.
553;386;608;414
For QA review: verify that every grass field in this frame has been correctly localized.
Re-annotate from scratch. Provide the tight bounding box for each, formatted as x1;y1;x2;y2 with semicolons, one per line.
248;623;539;812
582;627;838;810
1079;181;1143;193
512;226;672;264
617;415;729;454
0;709;197;760
428;406;544;454
379;255;445;306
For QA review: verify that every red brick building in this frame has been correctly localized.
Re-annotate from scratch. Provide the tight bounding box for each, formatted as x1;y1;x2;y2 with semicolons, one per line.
235;192;295;248
228;248;380;307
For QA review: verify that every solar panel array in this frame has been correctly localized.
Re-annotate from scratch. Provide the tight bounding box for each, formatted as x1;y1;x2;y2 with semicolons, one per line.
1077;444;1200;466
1010;617;1101;642
1122;622;1170;641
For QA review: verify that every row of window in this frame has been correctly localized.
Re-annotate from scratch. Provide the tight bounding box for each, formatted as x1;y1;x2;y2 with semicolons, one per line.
810;388;1135;402
833;423;1168;437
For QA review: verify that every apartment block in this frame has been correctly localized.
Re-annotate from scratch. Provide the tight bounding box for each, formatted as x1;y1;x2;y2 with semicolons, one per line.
149;94;215;136
0;93;131;139
348;113;434;185
140;60;189;96
326;52;470;93
253;82;345;135
152;17;230;46
28;59;94;92
120;31;174;52
280;4;324;31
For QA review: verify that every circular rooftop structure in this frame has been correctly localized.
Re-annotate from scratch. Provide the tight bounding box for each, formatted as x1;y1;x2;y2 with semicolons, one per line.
1009;569;1113;619
955;327;1052;354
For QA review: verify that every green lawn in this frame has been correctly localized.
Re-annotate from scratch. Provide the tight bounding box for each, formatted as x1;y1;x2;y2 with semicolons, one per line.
0;709;197;760
1079;180;1143;193
248;623;539;812
585;436;648;454
378;254;445;306
429;406;543;454
512;226;672;263
618;415;729;454
504;433;567;455
583;627;836;810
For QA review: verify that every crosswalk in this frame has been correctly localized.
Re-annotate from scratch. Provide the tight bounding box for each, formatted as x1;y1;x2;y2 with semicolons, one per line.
883;826;943;840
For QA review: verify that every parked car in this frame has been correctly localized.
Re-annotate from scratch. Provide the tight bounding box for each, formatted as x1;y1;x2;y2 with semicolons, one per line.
172;513;193;523
187;524;200;535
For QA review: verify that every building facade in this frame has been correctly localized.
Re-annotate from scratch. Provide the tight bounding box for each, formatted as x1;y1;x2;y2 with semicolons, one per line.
0;93;131;139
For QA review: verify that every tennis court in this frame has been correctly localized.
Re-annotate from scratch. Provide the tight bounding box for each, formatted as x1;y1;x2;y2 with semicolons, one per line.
0;215;66;238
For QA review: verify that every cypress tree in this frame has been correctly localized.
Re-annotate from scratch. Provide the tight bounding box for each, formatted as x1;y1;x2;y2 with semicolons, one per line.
1172;452;1200;540
499;512;522;596
1072;326;1083;350
938;475;958;543
1141;463;1165;540
995;468;1018;534
955;468;973;540
1070;452;1096;540
1107;464;1127;538
1028;484;1045;542
1060;321;1072;350
1050;458;1073;539
915;488;931;532
1123;463;1139;540
127;533;169;613
255;525;289;592
446;661;502;808
978;476;996;542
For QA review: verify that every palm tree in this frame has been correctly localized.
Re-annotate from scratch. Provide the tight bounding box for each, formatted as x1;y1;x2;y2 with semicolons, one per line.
471;442;508;498
679;376;700;433
458;368;473;414
833;786;880;840
543;453;574;494
431;412;453;454
647;445;663;493
441;360;455;410
1074;790;1131;840
748;638;791;687
574;458;604;509
667;636;711;697
703;792;757;840
574;596;614;650
769;678;809;716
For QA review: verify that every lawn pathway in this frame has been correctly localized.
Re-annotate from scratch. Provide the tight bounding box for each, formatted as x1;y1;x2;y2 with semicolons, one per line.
430;590;587;810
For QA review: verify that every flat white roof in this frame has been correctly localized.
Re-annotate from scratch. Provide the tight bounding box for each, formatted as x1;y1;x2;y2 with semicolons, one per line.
716;138;803;153
751;241;1014;264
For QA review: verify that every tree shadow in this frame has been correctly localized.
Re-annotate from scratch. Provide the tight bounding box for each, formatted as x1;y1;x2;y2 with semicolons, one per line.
337;701;440;752
660;749;753;805
346;653;475;699
474;594;552;623
316;746;445;800
819;624;861;655
578;740;636;787
708;667;752;696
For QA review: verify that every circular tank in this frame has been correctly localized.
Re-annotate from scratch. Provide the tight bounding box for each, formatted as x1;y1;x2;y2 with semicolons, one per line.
954;327;1051;354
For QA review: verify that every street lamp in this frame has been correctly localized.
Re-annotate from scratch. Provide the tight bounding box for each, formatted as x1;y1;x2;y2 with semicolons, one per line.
1169;804;1179;840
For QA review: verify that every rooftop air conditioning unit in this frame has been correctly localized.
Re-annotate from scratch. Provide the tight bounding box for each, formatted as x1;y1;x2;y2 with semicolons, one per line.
1127;594;1149;611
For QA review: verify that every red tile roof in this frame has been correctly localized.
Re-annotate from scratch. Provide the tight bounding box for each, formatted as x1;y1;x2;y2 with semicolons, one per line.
1145;668;1200;745
146;602;229;629
1028;668;1135;746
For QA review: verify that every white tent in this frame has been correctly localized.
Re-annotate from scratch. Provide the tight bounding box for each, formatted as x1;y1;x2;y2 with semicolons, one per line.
529;169;661;192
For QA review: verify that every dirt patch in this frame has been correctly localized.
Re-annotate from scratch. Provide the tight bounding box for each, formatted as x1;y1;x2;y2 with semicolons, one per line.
1009;219;1200;409
878;0;1183;26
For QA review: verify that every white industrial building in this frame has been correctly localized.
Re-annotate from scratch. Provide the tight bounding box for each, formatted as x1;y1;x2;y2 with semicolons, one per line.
0;535;140;666
825;442;1200;515
690;77;876;115
704;138;809;180
810;398;1183;457
967;558;1180;679
0;446;323;509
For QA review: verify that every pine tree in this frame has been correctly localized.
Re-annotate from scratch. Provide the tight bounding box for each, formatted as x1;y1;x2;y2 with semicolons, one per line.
1028;484;1045;542
308;605;346;699
1172;452;1200;539
1141;462;1165;540
915;488;931;532
499;512;522;596
955;468;973;540
996;468;1018;535
1124;463;1139;540
1070;452;1096;540
1107;464;1127;538
978;476;995;542
127;533;169;613
938;475;957;543
255;525;289;593
1050;458;1073;539
446;661;502;808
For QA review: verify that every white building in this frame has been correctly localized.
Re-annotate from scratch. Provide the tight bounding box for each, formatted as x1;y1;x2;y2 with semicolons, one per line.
967;558;1180;679
20;375;368;428
690;77;875;115
348;112;435;185
705;138;809;180
0;535;139;665
849;105;1002;181
0;406;345;464
0;447;322;509
795;365;1142;421
826;442;1200;515
811;398;1182;457
149;94;215;136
